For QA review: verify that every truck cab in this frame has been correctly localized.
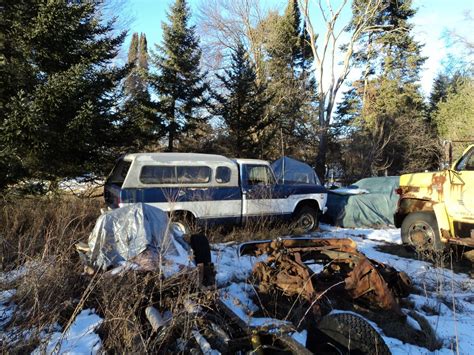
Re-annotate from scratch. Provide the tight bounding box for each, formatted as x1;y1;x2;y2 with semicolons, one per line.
395;144;474;251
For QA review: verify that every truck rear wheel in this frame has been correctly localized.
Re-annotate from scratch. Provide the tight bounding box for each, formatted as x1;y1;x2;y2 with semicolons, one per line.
401;212;445;252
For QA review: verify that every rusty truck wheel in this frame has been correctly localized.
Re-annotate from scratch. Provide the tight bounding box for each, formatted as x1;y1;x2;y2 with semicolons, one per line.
293;206;319;233
310;313;390;355
401;212;445;252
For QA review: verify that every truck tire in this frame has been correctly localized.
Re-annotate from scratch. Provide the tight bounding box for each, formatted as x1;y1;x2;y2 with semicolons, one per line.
293;205;319;233
310;313;390;355
401;212;445;252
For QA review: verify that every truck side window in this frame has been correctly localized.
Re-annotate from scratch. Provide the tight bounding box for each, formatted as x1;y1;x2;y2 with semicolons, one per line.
455;149;474;171
216;166;231;183
243;165;275;186
177;166;211;183
140;166;176;184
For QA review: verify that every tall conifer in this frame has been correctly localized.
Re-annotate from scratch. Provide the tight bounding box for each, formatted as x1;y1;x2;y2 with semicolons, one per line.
1;0;126;186
212;44;270;158
151;0;207;151
123;32;157;150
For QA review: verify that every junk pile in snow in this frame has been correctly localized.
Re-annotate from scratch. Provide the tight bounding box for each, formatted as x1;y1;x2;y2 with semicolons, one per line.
2;203;473;353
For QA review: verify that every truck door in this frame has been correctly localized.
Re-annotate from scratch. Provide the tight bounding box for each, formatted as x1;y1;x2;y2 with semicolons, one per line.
104;158;131;208
450;147;474;227
240;164;289;220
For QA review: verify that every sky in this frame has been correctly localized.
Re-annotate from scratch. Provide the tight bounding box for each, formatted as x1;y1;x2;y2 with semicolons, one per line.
119;0;474;97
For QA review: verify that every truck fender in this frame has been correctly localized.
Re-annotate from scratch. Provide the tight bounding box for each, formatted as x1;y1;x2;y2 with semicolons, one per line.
433;203;451;242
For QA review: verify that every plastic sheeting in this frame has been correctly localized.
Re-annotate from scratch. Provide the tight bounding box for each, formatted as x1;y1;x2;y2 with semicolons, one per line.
325;176;400;228
271;157;321;185
87;203;190;275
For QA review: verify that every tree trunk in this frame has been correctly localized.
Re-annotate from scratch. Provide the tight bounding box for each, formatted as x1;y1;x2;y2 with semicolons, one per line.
167;101;175;152
315;128;328;184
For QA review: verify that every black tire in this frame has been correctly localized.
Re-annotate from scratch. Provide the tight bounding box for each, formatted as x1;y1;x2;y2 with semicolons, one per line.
401;212;445;252
293;205;320;233
190;233;212;265
310;313;391;355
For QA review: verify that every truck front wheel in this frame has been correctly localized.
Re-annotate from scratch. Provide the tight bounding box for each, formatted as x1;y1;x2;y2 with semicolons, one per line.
293;205;319;233
401;212;445;252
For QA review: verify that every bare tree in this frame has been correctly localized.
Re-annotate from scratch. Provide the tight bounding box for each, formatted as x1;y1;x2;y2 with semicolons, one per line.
197;0;272;80
298;0;386;180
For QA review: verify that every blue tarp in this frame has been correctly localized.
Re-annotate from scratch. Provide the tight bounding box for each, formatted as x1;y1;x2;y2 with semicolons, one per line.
325;176;400;228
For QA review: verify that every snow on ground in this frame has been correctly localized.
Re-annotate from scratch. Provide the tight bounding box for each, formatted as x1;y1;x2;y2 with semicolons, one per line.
1;224;473;353
32;309;103;354
58;175;103;194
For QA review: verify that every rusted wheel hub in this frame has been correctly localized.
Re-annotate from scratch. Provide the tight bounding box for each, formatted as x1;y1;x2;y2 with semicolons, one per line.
297;213;316;232
408;221;436;249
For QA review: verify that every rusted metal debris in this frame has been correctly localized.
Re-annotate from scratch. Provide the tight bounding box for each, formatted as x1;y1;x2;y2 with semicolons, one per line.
241;238;411;316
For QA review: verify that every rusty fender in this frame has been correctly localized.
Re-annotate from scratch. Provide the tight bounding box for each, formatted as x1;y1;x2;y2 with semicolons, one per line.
245;238;411;315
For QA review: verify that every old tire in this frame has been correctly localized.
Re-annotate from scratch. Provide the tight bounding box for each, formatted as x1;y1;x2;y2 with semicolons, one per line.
293;206;320;233
401;212;445;252
311;313;390;355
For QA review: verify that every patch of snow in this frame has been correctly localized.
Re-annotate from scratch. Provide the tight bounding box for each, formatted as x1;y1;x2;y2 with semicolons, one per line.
212;244;266;286
0;263;35;284
33;309;103;355
0;290;16;329
219;282;293;329
290;329;307;346
59;175;103;193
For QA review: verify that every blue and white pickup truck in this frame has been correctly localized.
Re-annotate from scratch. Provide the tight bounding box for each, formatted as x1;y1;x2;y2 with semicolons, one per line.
104;153;327;233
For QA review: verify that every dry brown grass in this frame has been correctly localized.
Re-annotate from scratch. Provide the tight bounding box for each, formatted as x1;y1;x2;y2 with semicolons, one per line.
0;197;101;352
1;196;102;270
206;218;296;244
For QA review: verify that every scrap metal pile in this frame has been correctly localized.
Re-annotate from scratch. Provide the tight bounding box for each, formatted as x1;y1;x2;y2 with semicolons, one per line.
240;237;412;318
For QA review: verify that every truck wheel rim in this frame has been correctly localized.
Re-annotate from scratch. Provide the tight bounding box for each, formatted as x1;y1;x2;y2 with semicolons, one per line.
408;221;435;248
298;213;315;232
171;222;189;236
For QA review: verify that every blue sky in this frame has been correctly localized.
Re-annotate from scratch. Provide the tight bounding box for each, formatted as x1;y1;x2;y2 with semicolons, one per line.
119;0;474;96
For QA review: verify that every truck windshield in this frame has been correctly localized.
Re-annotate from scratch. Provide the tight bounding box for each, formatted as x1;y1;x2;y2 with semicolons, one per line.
455;148;474;171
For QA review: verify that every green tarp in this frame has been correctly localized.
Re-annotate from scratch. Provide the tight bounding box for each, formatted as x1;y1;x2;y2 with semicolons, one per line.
325;176;400;228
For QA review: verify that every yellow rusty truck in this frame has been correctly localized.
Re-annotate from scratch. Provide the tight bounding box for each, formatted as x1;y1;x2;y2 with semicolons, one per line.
394;144;474;252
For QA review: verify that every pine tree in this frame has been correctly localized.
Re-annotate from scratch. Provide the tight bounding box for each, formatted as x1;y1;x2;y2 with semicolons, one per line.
0;0;127;187
122;32;157;150
262;0;316;159
211;43;271;158
151;0;207;152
